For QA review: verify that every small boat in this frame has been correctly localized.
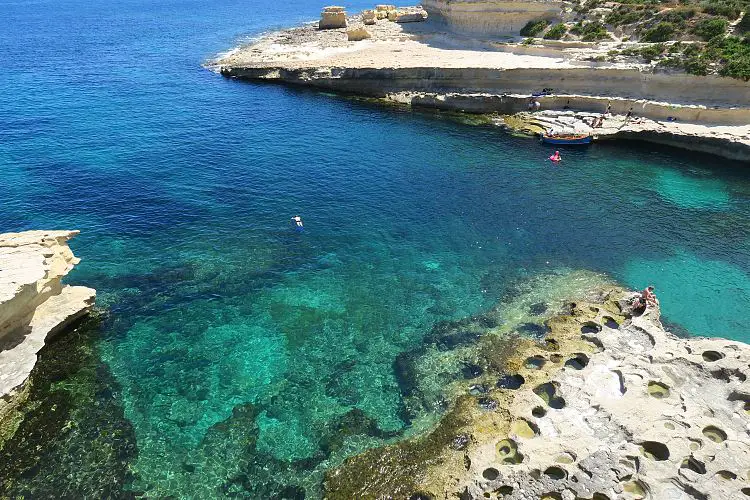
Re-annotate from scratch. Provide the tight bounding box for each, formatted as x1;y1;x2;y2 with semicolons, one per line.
541;134;592;145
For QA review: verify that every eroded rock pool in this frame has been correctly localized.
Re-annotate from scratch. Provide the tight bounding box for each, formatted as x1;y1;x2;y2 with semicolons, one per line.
1;0;749;497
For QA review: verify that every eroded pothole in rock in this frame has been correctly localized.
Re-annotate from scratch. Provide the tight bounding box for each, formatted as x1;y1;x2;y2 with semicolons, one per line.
495;485;513;496
543;466;567;480
647;381;670;399
682;457;707;474
510;418;538;439
603;316;619;329
640;441;670;461
622;480;648;499
564;353;589;370
580;321;602;335
702;350;725;362
688;438;702;451
554;451;576;464
540;492;563;500
496;438;523;465
534;382;566;409
532;406;547;418
702;425;727;443
524;355;546;370
716;470;737;481
497;373;524;390
482;467;499;481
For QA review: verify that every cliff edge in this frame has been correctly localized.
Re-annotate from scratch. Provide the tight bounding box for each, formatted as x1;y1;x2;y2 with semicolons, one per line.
0;231;95;411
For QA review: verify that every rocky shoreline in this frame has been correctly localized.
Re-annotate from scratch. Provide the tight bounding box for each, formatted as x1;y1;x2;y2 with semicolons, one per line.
323;285;750;499
214;6;750;162
0;230;95;434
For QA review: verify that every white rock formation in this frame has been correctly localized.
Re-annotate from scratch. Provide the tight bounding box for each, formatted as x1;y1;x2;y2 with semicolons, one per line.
362;9;377;25
319;6;347;30
347;26;372;41
0;230;95;404
388;7;429;23
375;4;396;20
461;298;750;499
422;0;563;35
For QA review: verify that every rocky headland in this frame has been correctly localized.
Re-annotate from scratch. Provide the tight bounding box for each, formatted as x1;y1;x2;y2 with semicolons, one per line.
323;283;750;499
214;2;750;161
0;230;95;434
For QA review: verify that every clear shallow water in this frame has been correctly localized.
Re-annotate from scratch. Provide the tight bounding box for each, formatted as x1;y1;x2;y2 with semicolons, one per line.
1;0;750;497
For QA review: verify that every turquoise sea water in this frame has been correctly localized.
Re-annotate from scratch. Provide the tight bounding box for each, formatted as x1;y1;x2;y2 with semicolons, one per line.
1;0;750;497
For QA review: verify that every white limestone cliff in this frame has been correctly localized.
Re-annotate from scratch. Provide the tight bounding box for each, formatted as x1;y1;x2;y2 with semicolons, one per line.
422;0;563;35
0;230;95;406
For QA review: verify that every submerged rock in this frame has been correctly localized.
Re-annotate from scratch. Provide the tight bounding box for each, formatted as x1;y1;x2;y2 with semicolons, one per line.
0;230;95;412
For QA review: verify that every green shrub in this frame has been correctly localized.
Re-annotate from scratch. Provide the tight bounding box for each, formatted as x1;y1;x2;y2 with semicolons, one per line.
640;42;667;61
544;23;568;40
605;6;652;25
699;0;742;19
520;19;550;37
658;7;697;26
572;21;612;41
641;22;676;42
714;35;750;79
683;55;711;74
691;18;728;40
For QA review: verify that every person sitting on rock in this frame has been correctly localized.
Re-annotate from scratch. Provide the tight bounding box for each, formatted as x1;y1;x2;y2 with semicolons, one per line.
641;285;658;307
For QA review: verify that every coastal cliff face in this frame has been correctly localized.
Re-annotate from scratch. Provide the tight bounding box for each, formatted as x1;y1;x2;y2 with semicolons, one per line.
324;288;750;499
422;0;563;35
0;231;95;412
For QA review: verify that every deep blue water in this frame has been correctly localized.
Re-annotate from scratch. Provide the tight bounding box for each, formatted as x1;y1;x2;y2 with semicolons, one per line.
2;0;750;497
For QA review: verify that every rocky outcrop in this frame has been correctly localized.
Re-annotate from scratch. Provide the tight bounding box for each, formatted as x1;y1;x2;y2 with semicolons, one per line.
324;288;750;499
319;6;347;30
362;9;376;25
375;5;396;20
347;26;371;42
422;0;563;35
388;7;428;23
0;231;95;409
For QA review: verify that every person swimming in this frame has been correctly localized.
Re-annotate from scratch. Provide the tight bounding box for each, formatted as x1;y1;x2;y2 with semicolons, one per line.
549;151;561;162
291;215;303;228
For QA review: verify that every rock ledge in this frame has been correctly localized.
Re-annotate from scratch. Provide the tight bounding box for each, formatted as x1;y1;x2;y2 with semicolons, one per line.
0;230;95;409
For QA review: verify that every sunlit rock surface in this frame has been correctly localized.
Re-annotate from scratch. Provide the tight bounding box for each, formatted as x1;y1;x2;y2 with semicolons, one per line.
422;0;563;35
319;6;347;29
325;288;750;499
0;230;95;405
